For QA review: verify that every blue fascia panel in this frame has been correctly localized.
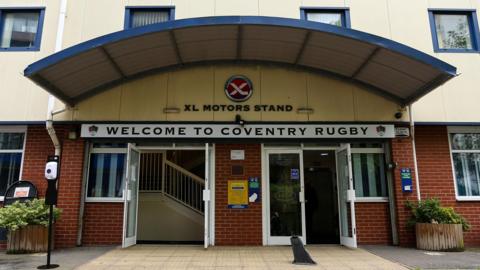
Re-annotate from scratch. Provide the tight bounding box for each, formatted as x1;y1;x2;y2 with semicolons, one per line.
24;16;457;77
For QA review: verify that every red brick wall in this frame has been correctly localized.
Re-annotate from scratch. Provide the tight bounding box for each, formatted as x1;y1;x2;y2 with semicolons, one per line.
22;125;85;248
82;203;123;245
215;144;262;245
416;126;480;246
355;202;391;245
390;135;419;246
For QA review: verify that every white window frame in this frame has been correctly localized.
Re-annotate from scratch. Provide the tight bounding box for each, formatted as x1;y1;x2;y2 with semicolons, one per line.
85;145;127;203
448;126;480;201
0;126;27;201
351;146;389;202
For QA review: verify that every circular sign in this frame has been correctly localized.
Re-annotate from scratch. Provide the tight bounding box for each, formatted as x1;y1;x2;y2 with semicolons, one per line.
224;75;253;102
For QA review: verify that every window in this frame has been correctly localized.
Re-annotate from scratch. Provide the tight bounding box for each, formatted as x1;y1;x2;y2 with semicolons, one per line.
0;127;25;200
86;144;127;201
428;10;480;52
351;143;388;200
124;7;174;29
300;8;350;28
0;8;45;51
449;128;480;200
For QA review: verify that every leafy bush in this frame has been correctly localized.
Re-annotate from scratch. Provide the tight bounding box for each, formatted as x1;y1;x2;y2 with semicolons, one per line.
0;199;61;231
406;198;470;231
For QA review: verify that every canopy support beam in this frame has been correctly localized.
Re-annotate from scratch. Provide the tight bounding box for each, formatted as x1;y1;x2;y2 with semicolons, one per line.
351;47;381;79
294;31;311;65
99;47;126;79
169;31;183;65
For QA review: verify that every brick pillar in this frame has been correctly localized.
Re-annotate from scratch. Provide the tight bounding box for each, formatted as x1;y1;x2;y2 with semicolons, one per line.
215;144;262;245
22;125;84;248
390;135;418;246
55;133;85;248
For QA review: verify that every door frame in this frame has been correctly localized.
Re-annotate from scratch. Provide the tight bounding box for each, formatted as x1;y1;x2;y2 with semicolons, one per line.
122;143;141;248
262;144;357;247
335;143;357;248
122;143;215;248
263;147;306;245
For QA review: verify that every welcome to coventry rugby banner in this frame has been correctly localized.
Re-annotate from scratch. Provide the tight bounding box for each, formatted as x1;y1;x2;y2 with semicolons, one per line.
81;124;395;139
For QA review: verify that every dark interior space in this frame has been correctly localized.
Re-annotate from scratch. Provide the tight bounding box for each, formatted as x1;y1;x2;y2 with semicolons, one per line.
303;150;339;244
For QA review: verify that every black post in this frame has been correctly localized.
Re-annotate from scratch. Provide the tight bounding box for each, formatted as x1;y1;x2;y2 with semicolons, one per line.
38;156;60;270
37;203;58;269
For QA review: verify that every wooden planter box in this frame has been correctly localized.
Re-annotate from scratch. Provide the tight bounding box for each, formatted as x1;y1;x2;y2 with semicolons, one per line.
416;223;464;251
7;225;52;253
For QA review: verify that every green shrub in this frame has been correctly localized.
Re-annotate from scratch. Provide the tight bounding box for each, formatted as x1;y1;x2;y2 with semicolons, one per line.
0;199;61;231
406;198;470;231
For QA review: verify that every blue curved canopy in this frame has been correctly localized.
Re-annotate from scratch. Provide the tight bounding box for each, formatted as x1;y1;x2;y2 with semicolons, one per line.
24;16;456;106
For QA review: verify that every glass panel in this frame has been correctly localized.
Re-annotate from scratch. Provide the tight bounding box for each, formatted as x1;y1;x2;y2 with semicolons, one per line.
0;133;24;150
451;133;480;150
131;10;170;28
1;12;39;48
352;153;387;197
92;143;127;148
350;143;383;148
306;12;343;26
453;153;480;196
269;153;302;237
0;153;22;196
434;14;473;49
87;153;125;197
126;149;140;238
337;149;352;238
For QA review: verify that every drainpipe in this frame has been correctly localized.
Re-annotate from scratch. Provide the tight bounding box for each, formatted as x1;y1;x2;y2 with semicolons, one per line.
408;105;421;201
46;0;68;156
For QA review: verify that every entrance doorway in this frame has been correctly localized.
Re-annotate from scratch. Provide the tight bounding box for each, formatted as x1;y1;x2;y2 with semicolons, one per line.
303;150;339;244
122;144;213;248
264;144;357;247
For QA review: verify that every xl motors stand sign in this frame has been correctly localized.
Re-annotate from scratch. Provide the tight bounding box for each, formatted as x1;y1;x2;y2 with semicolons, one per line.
81;124;395;139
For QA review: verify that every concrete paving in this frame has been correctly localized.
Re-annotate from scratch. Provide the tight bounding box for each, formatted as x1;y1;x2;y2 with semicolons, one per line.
75;245;407;270
364;245;480;270
0;245;408;270
0;246;114;270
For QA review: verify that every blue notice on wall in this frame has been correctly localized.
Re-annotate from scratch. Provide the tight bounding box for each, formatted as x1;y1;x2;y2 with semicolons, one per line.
291;168;300;180
401;168;413;192
248;177;260;203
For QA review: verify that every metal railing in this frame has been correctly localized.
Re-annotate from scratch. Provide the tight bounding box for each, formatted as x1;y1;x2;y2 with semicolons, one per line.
139;152;205;214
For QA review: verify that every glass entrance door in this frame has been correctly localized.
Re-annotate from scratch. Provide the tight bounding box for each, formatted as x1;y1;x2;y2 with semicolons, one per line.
266;150;305;245
122;143;141;248
336;143;357;248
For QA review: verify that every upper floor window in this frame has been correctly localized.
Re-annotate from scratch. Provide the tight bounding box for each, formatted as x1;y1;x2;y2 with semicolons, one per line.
125;7;175;29
428;10;480;52
449;127;480;200
0;8;45;51
301;8;350;28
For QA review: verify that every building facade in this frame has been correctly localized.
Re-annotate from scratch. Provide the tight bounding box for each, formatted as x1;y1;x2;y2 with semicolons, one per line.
0;0;479;249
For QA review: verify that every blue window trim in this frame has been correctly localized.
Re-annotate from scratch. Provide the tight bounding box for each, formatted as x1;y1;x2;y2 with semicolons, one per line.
300;7;351;28
124;6;175;29
0;7;45;52
428;9;480;53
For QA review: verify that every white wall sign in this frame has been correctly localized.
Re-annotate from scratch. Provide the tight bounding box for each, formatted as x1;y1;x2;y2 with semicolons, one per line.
231;150;245;160
13;187;30;198
81;124;395;139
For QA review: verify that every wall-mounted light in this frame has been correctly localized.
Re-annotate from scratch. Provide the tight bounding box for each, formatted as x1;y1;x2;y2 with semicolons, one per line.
297;107;314;114
163;107;181;114
67;130;78;140
235;114;245;126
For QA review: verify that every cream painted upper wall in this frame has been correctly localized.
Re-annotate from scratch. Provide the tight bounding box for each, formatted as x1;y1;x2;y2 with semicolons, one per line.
0;0;479;122
57;64;404;122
